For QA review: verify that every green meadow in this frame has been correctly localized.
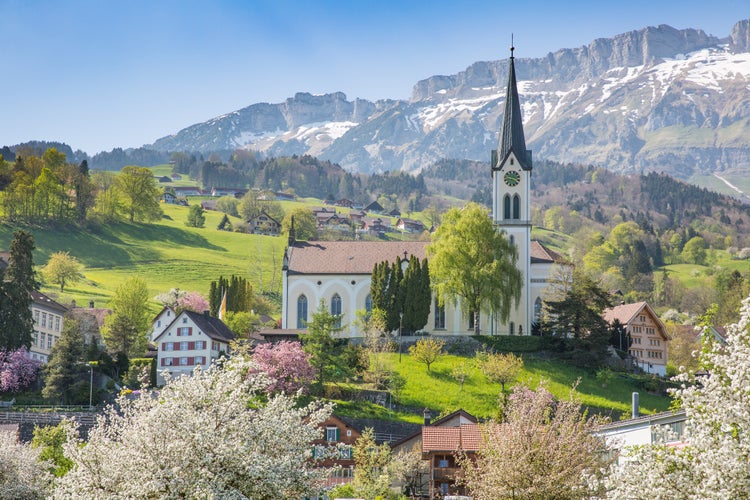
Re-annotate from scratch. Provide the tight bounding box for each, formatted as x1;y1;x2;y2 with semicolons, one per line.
0;203;286;312
332;351;671;424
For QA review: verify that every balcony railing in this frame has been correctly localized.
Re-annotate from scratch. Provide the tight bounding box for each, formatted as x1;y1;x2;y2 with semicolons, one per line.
432;467;460;482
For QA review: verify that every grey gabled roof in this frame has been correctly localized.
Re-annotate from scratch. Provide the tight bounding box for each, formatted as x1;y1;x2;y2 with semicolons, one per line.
156;310;235;343
497;47;531;171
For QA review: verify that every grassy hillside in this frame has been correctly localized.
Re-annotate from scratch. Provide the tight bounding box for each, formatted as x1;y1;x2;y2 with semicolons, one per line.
332;351;671;424
0;203;286;312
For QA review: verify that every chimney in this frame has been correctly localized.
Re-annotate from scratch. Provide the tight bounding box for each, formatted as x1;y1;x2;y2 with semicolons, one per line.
203;310;210;318
423;407;431;426
632;392;640;419
89;300;95;308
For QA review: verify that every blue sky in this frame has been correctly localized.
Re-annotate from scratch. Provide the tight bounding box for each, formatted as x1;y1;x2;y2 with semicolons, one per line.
0;0;745;155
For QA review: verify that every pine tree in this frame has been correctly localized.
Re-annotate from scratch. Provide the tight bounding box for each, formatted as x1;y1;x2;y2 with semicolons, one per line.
42;318;86;404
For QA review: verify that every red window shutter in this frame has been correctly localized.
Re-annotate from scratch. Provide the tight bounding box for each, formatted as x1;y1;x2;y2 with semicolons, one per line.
188;357;194;366
188;327;193;336
161;358;165;366
161;343;166;351
189;341;195;350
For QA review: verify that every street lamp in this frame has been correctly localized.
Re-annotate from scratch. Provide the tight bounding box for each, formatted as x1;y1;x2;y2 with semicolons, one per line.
88;363;94;411
399;312;403;363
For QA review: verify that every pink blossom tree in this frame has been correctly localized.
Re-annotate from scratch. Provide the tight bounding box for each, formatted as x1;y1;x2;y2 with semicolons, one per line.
175;291;210;314
0;347;42;393
252;341;315;394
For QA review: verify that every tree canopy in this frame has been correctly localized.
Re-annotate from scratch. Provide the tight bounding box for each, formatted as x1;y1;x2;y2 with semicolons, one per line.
427;203;522;334
101;277;151;357
54;357;332;498
42;251;84;292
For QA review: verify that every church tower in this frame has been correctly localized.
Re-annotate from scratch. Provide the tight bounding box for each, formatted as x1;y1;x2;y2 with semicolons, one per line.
491;44;532;335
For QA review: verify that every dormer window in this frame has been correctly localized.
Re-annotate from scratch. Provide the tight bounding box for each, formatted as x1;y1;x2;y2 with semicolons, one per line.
510;158;514;165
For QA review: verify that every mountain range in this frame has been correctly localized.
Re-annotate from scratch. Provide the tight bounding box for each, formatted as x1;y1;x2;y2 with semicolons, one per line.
147;19;750;180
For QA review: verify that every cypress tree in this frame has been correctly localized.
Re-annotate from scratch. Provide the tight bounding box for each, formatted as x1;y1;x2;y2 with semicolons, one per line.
0;230;36;350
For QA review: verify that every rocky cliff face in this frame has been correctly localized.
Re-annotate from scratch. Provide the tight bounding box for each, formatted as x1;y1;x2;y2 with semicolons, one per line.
150;20;750;179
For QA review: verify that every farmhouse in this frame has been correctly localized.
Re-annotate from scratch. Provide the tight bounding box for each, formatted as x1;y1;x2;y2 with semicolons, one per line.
153;309;234;384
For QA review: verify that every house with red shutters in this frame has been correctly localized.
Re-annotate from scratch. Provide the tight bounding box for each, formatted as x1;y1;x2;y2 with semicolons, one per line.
153;310;234;384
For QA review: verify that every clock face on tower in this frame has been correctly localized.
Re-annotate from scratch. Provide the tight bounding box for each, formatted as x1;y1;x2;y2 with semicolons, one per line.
504;170;520;187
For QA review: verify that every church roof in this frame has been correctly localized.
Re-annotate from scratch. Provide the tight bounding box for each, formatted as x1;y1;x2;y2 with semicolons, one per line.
286;241;427;275
497;48;531;170
287;239;560;275
530;241;565;263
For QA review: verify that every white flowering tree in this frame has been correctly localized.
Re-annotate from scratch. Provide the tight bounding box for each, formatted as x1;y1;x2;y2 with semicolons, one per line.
601;295;750;499
53;357;332;498
0;431;53;499
461;385;610;499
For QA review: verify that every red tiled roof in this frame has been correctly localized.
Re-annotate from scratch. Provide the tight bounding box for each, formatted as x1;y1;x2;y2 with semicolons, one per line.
530;240;565;263
602;301;648;325
422;424;481;453
287;241;427;275
288;239;559;275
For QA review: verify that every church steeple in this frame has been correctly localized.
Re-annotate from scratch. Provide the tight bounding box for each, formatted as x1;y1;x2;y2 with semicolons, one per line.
497;43;531;170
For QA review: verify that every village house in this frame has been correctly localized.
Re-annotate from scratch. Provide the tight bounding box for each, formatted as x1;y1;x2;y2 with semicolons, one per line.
603;301;670;376
211;187;246;198
359;217;391;236
312;414;361;489
396;217;426;233
161;191;178;204
348;210;366;224
421;418;480;498
68;299;110;348
153;309;234;384
364;200;384;214
29;291;68;363
596;396;687;465
333;199;354;208
391;409;478;498
173;187;204;197
248;212;281;236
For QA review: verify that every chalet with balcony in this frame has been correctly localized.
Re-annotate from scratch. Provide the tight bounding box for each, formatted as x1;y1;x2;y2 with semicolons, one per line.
312;414;361;489
248;212;281;236
396;217;426;233
422;422;480;498
603;301;670;376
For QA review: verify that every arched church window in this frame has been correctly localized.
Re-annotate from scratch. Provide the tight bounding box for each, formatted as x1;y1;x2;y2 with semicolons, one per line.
513;194;520;219
365;294;372;314
504;194;511;219
510;235;515;246
434;299;446;330
331;293;342;328
297;295;308;329
509;322;515;335
534;297;543;322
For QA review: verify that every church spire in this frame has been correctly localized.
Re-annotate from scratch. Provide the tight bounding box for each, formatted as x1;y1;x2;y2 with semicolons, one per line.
497;41;531;170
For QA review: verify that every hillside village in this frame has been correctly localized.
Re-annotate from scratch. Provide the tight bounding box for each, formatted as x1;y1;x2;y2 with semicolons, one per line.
2;24;750;500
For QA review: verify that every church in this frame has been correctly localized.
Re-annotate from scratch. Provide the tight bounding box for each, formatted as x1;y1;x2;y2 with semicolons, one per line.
281;48;564;337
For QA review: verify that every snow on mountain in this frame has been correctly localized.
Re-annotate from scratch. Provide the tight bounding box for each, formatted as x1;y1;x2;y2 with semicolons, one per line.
149;19;750;179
